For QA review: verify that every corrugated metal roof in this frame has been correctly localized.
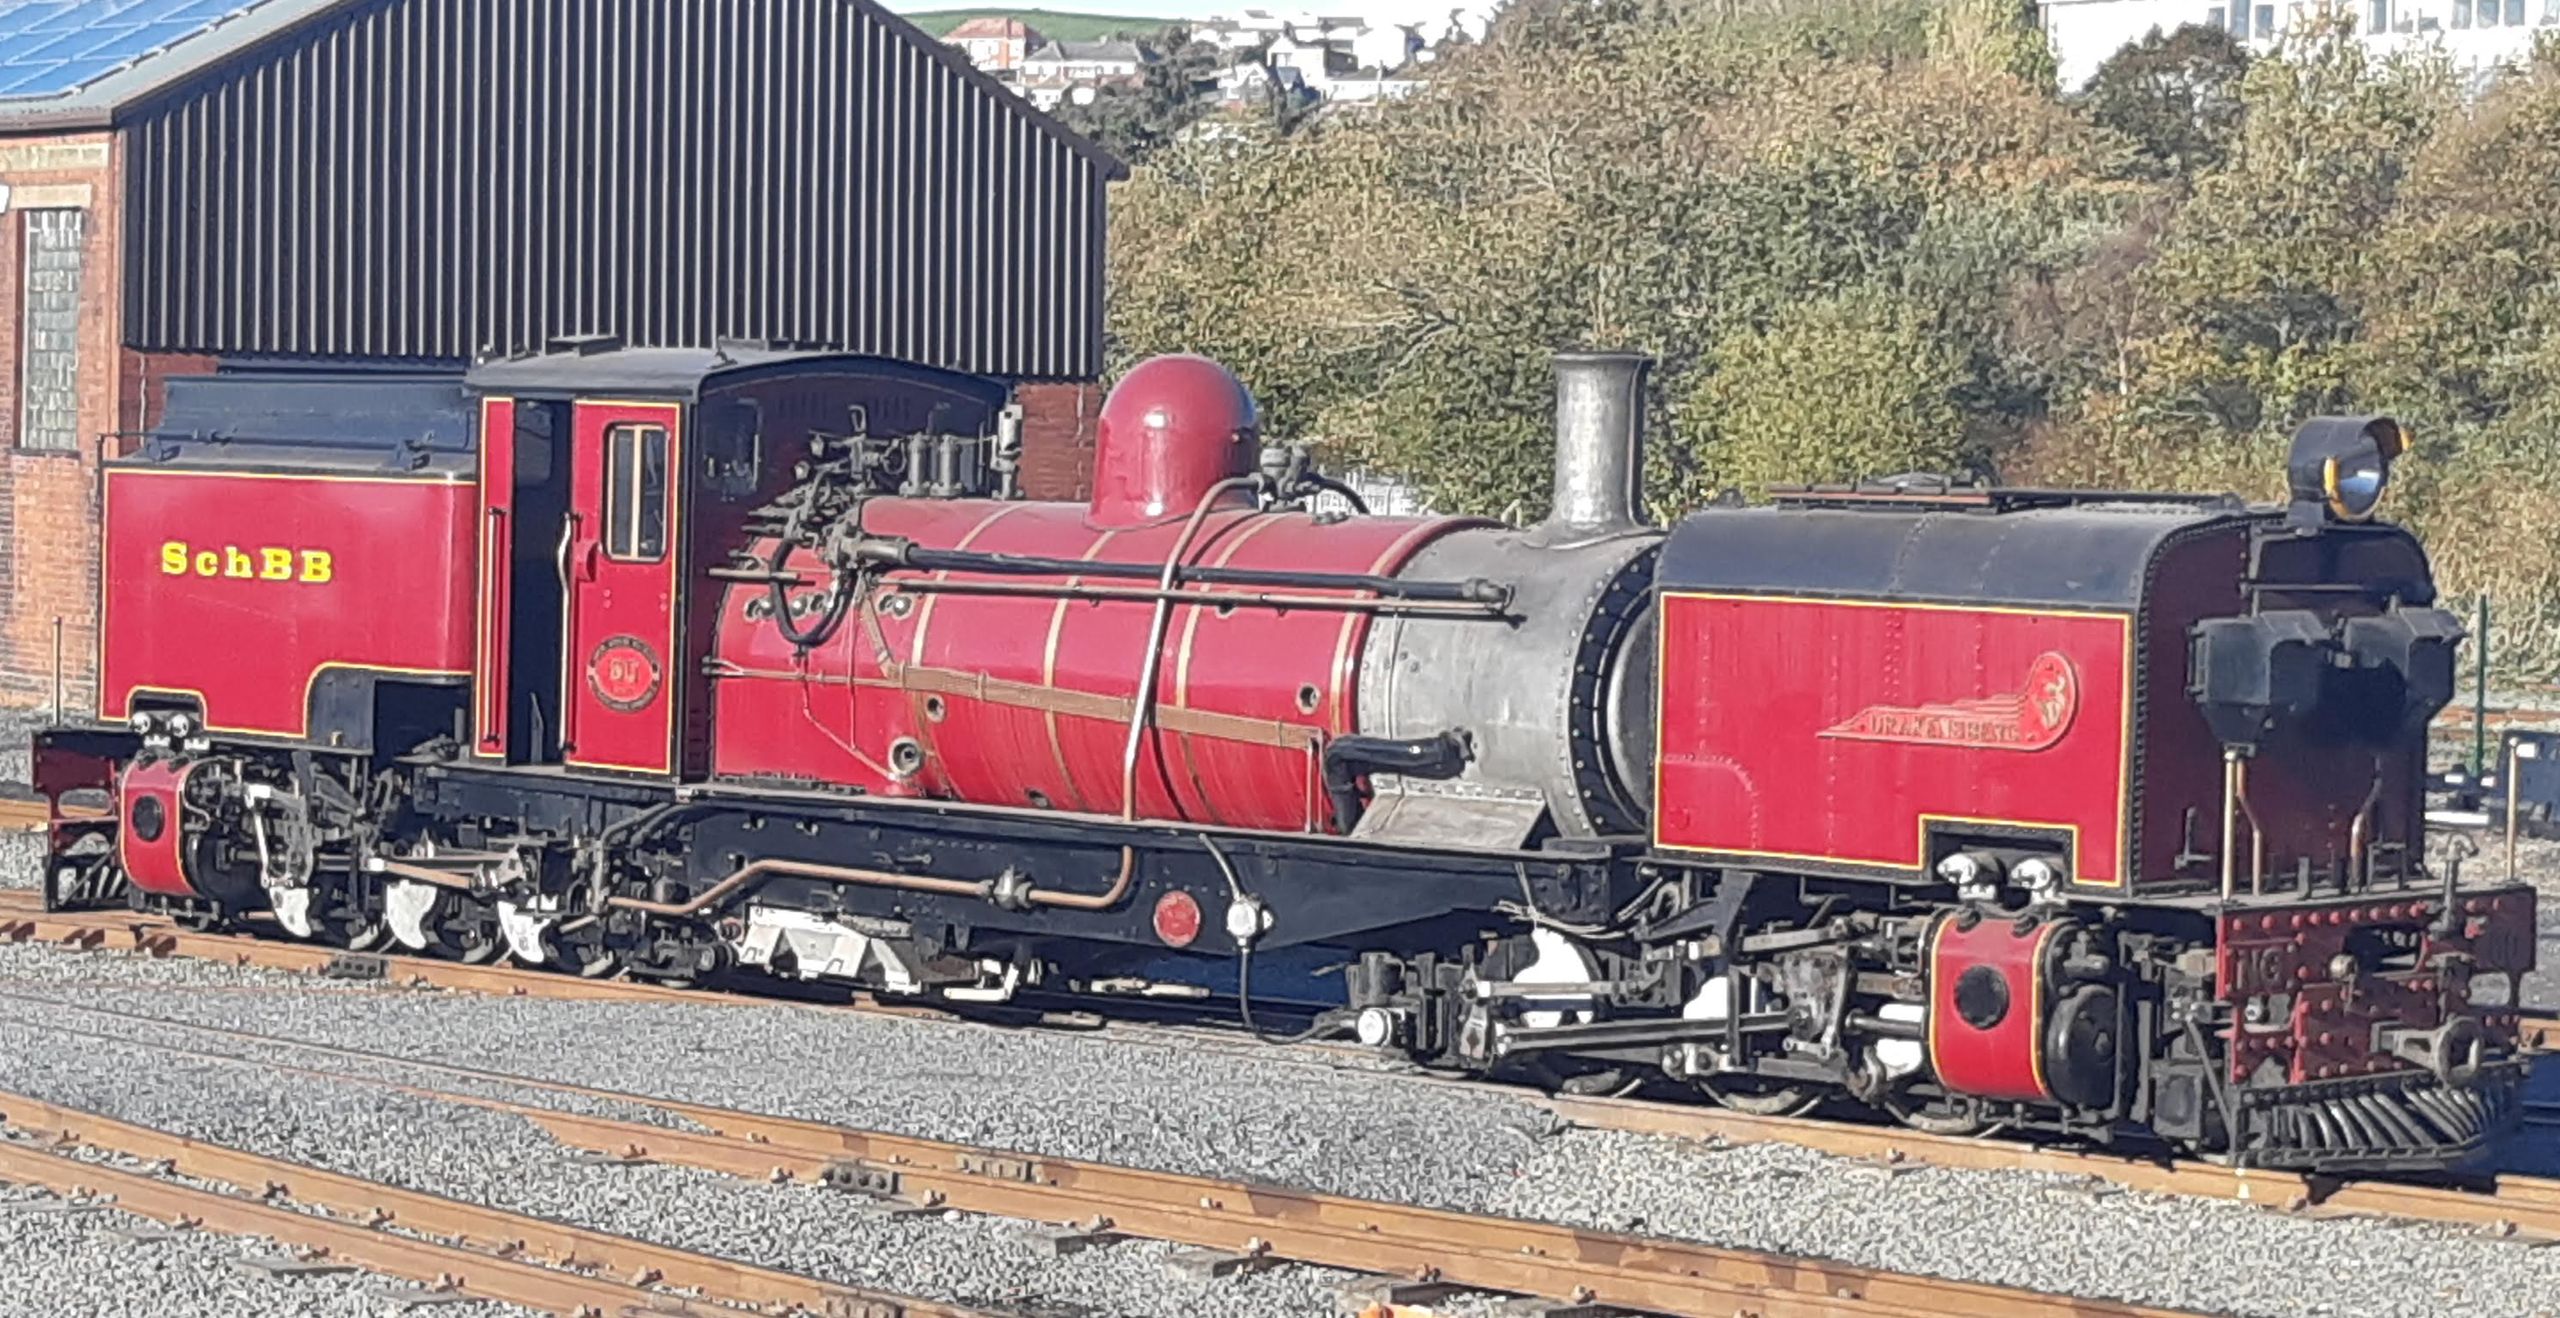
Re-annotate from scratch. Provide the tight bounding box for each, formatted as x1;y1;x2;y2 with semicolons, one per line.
114;0;1120;377
0;0;264;99
0;0;1121;180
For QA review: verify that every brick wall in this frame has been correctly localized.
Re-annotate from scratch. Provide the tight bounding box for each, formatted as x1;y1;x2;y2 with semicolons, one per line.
1014;380;1103;502
0;133;121;713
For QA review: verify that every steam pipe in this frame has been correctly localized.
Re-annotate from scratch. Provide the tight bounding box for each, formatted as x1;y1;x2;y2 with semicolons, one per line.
604;845;1140;917
884;578;1504;617
2347;763;2383;890
1319;732;1471;833
1304;473;1371;515
1024;845;1141;912
2220;750;2240;901
1123;477;1256;822
2233;758;2263;896
870;543;1509;605
2507;738;2523;882
606;857;993;916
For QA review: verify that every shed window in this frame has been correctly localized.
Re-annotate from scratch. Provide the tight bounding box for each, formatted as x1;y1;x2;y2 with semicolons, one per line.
18;209;85;452
605;423;669;561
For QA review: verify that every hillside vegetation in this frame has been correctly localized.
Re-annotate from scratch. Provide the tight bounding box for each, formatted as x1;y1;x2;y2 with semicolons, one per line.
1107;0;2560;676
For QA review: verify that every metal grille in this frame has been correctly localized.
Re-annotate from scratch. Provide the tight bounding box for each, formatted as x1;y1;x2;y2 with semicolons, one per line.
120;0;1112;379
18;207;85;451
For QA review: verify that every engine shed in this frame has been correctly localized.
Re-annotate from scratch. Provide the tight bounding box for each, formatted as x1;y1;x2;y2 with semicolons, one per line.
0;0;1122;715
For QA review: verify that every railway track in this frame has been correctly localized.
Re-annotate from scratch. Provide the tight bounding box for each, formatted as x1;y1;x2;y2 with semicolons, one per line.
0;999;2191;1318
0;1085;998;1318
5;888;2560;1253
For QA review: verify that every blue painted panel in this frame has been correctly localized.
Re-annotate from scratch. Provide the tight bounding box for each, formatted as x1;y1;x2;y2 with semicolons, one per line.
0;0;257;99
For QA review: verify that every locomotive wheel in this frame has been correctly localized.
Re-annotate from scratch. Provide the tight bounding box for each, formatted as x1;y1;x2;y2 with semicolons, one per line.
1883;1088;1987;1136
1696;1075;1822;1117
321;909;390;952
542;928;621;980
432;921;502;965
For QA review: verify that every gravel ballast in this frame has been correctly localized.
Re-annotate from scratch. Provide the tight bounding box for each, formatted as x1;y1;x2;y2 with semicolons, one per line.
0;940;2557;1318
0;1177;530;1318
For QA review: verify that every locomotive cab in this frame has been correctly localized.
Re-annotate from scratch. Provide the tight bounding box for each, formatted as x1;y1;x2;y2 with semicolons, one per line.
459;343;1011;776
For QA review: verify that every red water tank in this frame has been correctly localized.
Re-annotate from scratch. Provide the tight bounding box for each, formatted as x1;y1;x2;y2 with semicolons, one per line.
1089;355;1259;528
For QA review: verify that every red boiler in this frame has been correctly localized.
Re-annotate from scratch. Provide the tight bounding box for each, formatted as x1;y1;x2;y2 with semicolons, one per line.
711;504;1478;830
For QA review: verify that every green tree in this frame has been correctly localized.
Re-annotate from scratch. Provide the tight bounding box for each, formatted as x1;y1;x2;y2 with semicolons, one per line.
2078;24;2252;178
1108;0;2113;517
1055;27;1224;165
2066;17;2451;448
1101;0;2560;676
1682;289;1970;496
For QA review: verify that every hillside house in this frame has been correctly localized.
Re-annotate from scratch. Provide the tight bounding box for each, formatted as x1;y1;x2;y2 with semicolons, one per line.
946;16;1045;73
1018;38;1149;107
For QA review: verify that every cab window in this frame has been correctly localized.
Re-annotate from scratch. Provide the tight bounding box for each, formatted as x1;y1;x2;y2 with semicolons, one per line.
605;423;668;561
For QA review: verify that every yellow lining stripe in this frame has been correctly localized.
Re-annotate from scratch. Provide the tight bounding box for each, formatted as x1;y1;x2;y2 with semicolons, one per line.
115;663;471;740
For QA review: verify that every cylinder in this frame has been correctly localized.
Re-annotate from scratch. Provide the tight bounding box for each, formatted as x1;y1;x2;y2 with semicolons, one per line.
1542;351;1651;542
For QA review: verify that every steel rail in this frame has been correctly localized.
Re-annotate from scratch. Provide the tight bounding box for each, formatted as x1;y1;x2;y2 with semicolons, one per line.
0;1008;2192;1318
8;890;2560;1246
0;797;73;830
0;1087;989;1318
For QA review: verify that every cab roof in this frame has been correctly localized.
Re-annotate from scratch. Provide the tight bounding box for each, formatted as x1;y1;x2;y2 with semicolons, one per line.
461;343;1007;407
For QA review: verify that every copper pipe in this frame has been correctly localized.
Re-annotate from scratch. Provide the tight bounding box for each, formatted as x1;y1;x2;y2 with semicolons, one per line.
2233;758;2264;896
887;579;1500;617
1018;844;1138;912
372;859;480;891
607;857;993;917
1122;477;1256;823
2508;739;2524;882
604;845;1135;918
2347;764;2384;890
2220;751;2240;901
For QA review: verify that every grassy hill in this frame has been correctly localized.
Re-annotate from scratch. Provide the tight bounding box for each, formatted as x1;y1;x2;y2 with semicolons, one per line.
906;8;1176;40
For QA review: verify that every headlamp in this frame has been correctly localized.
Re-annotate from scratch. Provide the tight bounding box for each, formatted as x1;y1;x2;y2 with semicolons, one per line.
2287;415;2408;525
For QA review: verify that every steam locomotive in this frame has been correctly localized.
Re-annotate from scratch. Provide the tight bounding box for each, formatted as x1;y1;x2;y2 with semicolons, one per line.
32;342;2535;1171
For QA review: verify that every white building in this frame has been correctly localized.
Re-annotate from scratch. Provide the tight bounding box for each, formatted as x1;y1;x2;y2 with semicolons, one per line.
1196;8;1431;100
1016;39;1150;109
2040;0;2558;87
1347;21;1425;70
1215;58;1313;106
1262;32;1345;84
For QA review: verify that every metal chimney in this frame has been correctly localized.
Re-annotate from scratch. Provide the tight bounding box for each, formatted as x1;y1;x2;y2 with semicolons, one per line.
1538;350;1651;542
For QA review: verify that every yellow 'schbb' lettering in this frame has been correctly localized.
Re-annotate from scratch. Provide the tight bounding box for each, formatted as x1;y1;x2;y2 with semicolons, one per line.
155;540;338;586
